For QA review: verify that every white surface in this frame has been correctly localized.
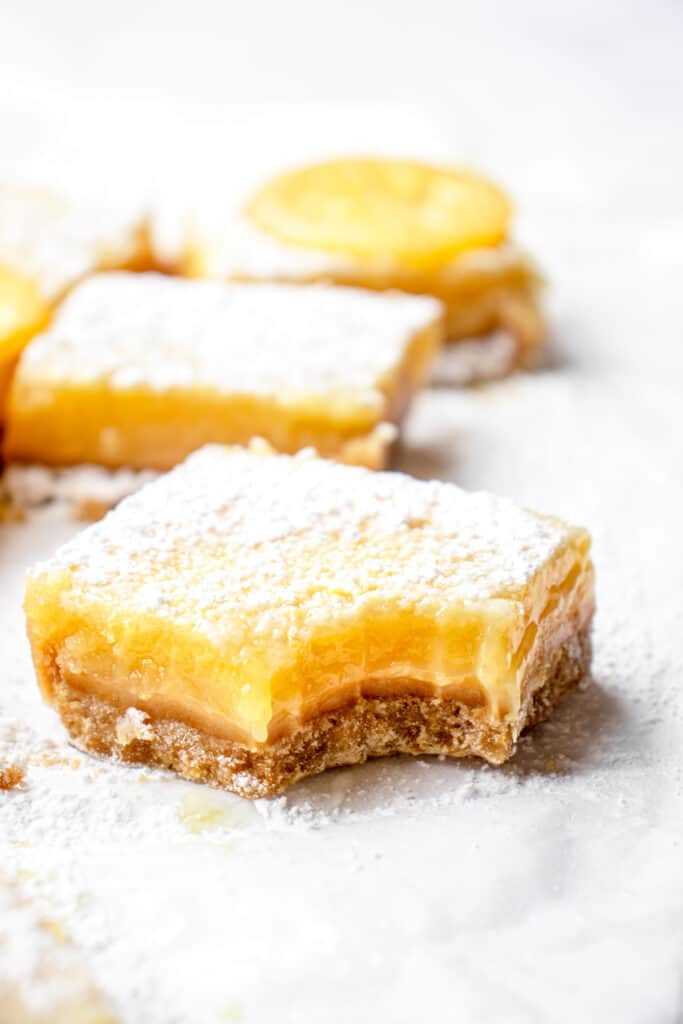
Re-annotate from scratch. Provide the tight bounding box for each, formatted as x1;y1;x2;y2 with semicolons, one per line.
1;2;683;1021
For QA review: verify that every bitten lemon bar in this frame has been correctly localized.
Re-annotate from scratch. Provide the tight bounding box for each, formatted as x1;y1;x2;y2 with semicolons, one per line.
4;272;442;471
25;444;595;798
0;184;151;423
184;158;545;374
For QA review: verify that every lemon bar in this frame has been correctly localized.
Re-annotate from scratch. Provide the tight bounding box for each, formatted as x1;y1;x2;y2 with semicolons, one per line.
0;184;151;423
184;159;545;371
25;444;595;798
4;272;442;471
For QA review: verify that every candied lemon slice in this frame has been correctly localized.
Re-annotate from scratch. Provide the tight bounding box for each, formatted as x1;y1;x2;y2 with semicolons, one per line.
245;158;512;269
0;264;49;364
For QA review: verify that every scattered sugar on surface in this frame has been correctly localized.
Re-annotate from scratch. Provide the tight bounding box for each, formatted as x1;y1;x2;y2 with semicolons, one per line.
2;463;156;516
0;873;116;1019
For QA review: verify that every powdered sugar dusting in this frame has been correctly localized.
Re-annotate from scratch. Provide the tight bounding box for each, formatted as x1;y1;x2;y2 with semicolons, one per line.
19;273;441;402
34;446;576;650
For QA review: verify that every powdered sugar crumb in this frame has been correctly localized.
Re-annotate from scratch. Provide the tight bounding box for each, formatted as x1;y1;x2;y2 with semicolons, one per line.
115;708;155;746
433;331;517;385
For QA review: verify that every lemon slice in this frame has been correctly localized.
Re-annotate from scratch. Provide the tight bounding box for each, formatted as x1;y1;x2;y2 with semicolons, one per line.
245;158;512;269
0;265;49;363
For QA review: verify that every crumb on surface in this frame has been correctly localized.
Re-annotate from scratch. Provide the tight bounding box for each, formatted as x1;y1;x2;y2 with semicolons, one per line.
0;762;26;790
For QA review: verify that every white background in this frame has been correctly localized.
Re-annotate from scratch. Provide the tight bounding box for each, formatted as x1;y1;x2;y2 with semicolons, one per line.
1;2;683;1022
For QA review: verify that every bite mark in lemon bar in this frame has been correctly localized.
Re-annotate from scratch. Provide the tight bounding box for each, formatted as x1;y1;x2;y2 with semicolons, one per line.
24;444;595;798
4;272;443;471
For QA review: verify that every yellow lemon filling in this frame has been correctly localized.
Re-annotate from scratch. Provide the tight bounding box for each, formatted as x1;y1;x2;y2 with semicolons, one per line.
0;265;50;420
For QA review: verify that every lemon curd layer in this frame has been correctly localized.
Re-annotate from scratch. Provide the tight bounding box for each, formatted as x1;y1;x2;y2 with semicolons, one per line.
5;273;442;471
25;445;594;751
0;266;50;418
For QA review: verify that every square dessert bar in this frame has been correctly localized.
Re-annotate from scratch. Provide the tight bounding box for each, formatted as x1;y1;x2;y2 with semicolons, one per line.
0;184;151;422
4;273;443;471
25;444;595;798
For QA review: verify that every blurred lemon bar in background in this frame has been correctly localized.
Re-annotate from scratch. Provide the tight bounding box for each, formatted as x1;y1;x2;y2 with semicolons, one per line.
0;184;152;423
0;267;49;426
5;272;443;471
24;443;594;798
183;158;545;379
